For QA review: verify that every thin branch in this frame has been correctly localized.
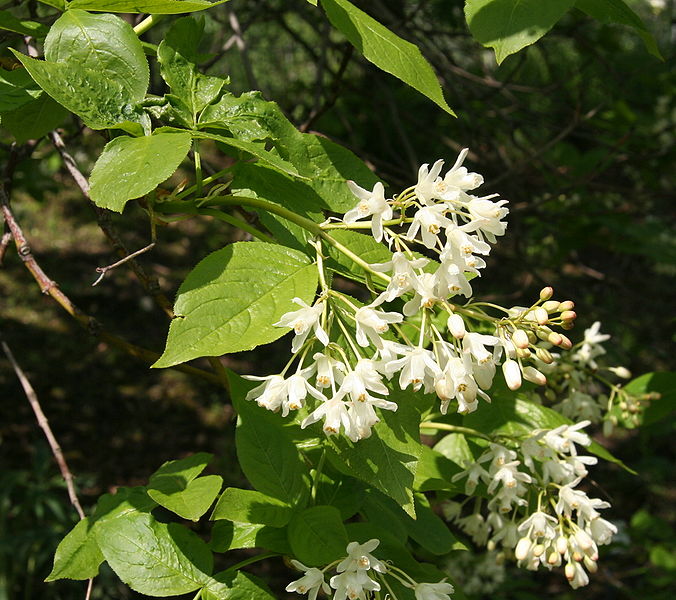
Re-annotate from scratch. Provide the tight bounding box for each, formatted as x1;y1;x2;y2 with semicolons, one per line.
228;10;259;91
92;242;156;286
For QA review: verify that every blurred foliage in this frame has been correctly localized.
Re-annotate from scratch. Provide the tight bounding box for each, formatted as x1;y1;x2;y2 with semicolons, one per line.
1;0;674;598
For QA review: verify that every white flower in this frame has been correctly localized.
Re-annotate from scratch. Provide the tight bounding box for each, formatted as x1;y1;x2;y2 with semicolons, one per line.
414;159;445;204
556;485;609;521
462;332;499;364
434;260;473;299
344;181;392;242
354;306;403;349
301;397;354;439
465;196;509;241
330;569;381;600
518;511;558;540
372;252;429;303
565;560;590;589
403;272;442;315
386;347;440;393
502;359;522;390
286;560;331;600
243;374;287;411
406;205;453;248
283;372;326;417
336;539;387;573
274;298;328;352
312;352;345;389
588;516;617;545
414;580;455;600
442;148;483;192
445;226;491;260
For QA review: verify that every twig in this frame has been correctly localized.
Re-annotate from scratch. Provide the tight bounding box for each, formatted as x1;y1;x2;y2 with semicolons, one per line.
50;131;174;318
228;10;259;91
0;228;10;265
92;242;156;286
0;182;221;386
1;341;86;519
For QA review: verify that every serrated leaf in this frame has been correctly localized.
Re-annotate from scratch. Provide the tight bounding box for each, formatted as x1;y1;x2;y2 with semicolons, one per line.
287;506;348;566
11;50;147;131
89;131;192;212
321;0;453;115
96;513;213;596
211;488;292;527
92;486;157;523
154;242;318;367
202;570;275;600
465;0;576;64
45;518;104;581
149;476;222;521
68;0;231;13
0;10;49;36
229;372;312;505
209;521;291;554
0;93;67;143
576;0;662;59
324;387;424;517
45;10;149;101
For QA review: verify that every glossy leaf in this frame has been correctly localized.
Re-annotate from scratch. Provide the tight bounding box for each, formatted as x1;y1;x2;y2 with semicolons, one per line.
96;513;212;596
287;506;349;566
413;444;463;492
465;0;576;64
0;69;42;112
45;518;104;581
576;0;662;59
45;10;149;101
0;93;67;143
68;0;231;13
154;242;318;367
0;11;49;36
321;0;454;115
325;387;424;517
89;131;192;212
211;488;292;527
230;372;312;505
209;521;291;554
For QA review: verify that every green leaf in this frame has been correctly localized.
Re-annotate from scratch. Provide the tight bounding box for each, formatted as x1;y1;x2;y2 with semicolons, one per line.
158;17;226;122
321;0;454;115
413;444;463;492
465;0;576;64
38;0;66;9
68;0;231;13
0;11;49;37
361;491;408;541
89;131;192;212
433;432;475;467
211;488;292;527
193;131;300;179
45;518;104;581
325;229;393;284
0;93;67;143
199;91;280;142
209;521;291;554
147;454;222;521
325;387;424;517
96;512;213;596
91;486;157;523
202;570;275;600
11;51;148;131
314;472;365;520
405;494;459;555
45;10;149;101
623;371;676;426
154;242;318;367
230;372;312;505
287;505;349;566
0;69;42;112
576;0;662;59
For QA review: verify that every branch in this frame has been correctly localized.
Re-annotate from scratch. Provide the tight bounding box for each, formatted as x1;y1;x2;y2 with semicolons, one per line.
92;242;156;286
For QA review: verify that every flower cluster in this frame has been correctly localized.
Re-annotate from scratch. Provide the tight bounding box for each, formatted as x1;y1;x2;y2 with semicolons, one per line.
245;150;582;442
445;421;617;588
286;538;454;600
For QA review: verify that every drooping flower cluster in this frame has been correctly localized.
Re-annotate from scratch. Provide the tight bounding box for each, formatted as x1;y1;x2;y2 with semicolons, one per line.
244;150;584;442
286;538;454;600
445;421;617;588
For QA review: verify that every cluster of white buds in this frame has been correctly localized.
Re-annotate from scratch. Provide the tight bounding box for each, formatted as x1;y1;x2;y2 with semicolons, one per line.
445;422;617;588
286;538;455;600
244;149;585;442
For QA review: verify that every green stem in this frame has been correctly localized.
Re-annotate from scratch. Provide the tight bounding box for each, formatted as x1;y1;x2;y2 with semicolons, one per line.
200;208;274;243
177;167;233;199
194;140;203;196
225;552;278;573
133;14;166;36
311;450;326;504
419;422;491;440
321;218;411;230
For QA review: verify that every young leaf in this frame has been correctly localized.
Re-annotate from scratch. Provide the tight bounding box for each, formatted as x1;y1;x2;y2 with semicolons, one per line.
68;0;231;14
45;518;104;582
230;371;312;506
287;505;349;566
321;0;453;115
45;10;149;101
575;0;662;59
465;0;576;64
154;242;318;367
211;488;292;527
89;131;192;212
325;387;424;517
96;513;213;596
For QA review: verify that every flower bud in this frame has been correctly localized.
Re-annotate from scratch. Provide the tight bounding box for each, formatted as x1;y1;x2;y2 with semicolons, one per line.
575;529;594;551
565;562;576;581
556;536;568;555
542;300;560;313
502;359;522;390
516;348;532;359
547;332;563;346
532;543;545;557
560;310;577;322
608;366;631;379
547;551;560;566
512;329;530;349
515;537;532;561
561;320;575;330
447;313;466;339
559;300;575;311
602;419;614;437
534;307;549;325
559;334;573;350
527;331;537;344
523;366;547;386
584;556;598;573
535;347;554;364
539;286;554;301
